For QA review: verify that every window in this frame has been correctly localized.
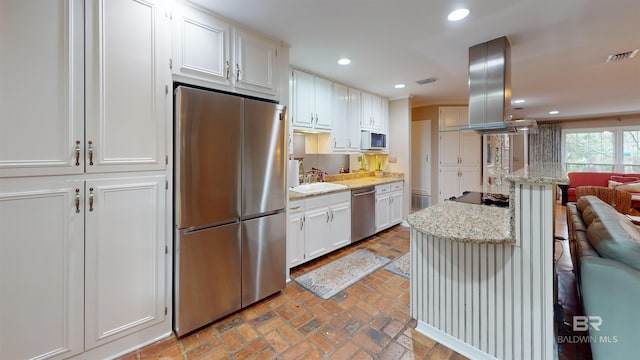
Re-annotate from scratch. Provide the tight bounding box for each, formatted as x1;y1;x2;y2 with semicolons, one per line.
563;126;640;172
623;129;640;172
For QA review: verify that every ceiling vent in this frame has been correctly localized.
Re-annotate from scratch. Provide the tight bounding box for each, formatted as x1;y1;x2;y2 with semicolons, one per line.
606;49;638;63
415;77;437;85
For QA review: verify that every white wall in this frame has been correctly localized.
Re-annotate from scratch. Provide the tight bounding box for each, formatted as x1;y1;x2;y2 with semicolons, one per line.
388;97;412;219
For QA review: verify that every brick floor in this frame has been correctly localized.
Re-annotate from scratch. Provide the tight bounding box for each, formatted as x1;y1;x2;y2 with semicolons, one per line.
120;212;589;359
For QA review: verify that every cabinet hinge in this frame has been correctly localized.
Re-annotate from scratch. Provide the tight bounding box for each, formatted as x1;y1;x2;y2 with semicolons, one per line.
275;48;278;57
169;58;172;70
165;245;168;254
166;180;169;190
165;154;169;165
165;85;169;95
164;307;168;316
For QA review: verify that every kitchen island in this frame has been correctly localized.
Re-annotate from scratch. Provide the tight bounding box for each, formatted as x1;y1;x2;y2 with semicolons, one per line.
407;163;568;360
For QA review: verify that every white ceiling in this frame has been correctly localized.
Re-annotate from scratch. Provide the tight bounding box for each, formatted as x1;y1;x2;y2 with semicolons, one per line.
189;0;640;121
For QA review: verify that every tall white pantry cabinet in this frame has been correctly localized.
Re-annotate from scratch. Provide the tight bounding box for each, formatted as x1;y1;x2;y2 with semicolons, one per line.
0;1;171;359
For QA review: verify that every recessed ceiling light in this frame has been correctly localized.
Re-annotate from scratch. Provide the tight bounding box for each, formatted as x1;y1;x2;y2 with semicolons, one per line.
448;8;470;21
549;110;559;115
513;99;526;104
338;58;351;65
394;84;405;89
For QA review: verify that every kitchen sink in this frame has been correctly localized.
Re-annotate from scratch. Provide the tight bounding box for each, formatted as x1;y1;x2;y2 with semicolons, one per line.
290;182;348;194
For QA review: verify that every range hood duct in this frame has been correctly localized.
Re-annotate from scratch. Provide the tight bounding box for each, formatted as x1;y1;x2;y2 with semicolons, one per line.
461;36;537;134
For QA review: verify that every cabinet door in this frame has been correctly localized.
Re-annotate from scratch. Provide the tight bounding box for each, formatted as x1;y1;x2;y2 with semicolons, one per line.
313;76;333;130
329;201;351;249
347;88;362;151
460;131;481;166
460;167;481;192
370;94;383;132
439;131;461;165
331;83;349;151
0;0;84;178
361;91;373;130
390;190;403;225
439;106;467;131
439;167;462;202
233;28;277;97
85;0;167;173
172;1;232;86
0;177;84;359
85;175;166;349
304;206;330;259
375;194;390;232
292;69;314;128
287;206;305;268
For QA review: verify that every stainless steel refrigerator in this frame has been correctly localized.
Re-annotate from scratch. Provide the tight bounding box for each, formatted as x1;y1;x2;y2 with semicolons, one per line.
174;86;286;336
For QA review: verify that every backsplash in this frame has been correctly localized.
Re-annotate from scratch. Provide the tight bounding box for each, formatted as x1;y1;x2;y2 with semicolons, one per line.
292;134;349;174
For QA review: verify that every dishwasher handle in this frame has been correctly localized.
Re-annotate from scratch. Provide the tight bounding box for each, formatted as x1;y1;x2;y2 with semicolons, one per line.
352;188;376;197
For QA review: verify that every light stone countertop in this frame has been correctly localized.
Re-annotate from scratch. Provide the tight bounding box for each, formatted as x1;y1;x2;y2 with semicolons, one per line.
506;162;569;185
289;173;404;201
408;162;567;245
407;201;514;244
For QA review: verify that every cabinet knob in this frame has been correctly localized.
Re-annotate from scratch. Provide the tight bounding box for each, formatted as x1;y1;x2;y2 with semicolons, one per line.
225;60;230;79
236;63;241;81
300;216;304;230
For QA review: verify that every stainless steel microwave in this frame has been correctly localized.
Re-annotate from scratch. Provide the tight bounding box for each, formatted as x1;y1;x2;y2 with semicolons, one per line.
360;130;386;150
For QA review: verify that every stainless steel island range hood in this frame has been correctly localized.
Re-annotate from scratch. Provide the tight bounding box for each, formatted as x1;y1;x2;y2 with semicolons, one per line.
461;36;537;134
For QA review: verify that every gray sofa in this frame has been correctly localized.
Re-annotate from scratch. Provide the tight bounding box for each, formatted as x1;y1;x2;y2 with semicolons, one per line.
566;196;640;359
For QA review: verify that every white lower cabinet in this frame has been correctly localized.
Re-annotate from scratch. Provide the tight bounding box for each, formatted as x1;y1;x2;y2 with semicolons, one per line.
0;174;166;359
286;201;305;268
286;191;351;268
84;175;166;349
375;181;404;232
0;178;84;360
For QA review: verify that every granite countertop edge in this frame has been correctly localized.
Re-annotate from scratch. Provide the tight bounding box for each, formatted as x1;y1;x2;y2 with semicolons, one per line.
289;175;404;200
407;201;515;245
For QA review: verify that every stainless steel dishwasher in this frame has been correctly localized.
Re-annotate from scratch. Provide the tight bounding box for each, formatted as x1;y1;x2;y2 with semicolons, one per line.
351;187;376;242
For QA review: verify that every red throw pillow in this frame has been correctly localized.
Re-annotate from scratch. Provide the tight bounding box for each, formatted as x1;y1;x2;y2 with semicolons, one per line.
610;176;639;183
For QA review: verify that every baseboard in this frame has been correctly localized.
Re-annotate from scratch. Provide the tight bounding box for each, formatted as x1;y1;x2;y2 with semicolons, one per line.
415;321;497;360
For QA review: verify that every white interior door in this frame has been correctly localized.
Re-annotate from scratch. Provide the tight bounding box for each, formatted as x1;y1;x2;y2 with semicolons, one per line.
412;120;431;196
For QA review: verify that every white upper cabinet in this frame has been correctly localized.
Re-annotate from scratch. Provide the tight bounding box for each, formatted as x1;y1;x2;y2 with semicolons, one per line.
347;88;362;151
171;4;280;100
85;0;168;173
233;27;278;97
0;0;85;178
439;106;469;131
0;0;168;179
291;69;314;128
332;85;363;152
331;83;349;151
361;91;385;133
171;1;232;86
291;69;332;131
